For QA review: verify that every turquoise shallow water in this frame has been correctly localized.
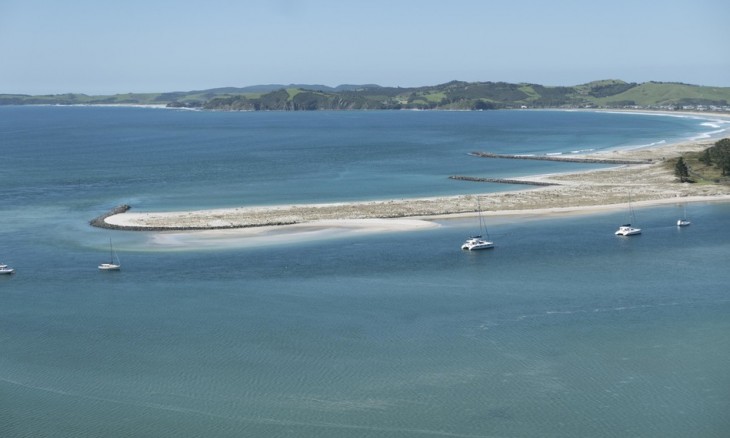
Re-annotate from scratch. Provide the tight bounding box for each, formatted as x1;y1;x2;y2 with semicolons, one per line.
1;107;729;437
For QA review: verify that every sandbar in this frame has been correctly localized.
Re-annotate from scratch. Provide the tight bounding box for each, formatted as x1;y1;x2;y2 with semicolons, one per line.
103;136;730;242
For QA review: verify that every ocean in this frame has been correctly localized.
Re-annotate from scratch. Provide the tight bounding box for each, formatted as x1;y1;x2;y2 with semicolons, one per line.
1;107;729;437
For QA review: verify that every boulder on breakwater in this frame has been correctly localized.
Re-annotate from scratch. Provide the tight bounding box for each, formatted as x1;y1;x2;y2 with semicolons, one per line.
449;176;559;186
89;204;131;229
469;151;652;164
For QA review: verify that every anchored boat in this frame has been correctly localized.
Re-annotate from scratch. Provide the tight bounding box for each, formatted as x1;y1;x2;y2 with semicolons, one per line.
615;193;641;236
461;198;495;250
98;239;121;271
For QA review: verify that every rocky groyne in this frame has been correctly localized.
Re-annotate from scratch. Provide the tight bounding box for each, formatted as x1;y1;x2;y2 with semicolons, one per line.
469;151;653;164
89;204;132;229
449;176;559;186
90;204;297;230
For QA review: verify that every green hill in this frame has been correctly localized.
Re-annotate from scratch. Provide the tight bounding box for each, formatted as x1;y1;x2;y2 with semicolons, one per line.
590;81;730;107
2;80;729;111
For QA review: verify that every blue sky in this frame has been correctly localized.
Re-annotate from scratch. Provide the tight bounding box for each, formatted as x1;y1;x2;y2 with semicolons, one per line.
1;0;728;94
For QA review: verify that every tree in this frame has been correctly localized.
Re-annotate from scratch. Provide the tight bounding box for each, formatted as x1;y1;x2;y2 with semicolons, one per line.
708;138;730;176
674;157;690;182
699;148;712;165
472;100;495;110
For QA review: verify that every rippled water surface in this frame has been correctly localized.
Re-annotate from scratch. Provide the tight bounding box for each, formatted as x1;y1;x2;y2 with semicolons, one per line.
1;107;729;437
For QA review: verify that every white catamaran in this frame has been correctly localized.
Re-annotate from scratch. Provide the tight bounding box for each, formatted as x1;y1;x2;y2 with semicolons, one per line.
461;198;495;250
615;192;641;236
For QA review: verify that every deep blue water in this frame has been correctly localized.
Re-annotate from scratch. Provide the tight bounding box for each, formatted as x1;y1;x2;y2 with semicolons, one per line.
1;107;729;437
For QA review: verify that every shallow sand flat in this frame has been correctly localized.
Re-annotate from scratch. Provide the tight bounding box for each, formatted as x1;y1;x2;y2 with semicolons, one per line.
104;139;730;236
146;219;440;249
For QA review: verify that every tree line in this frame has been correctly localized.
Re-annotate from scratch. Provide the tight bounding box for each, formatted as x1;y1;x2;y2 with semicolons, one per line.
674;138;730;182
700;138;730;176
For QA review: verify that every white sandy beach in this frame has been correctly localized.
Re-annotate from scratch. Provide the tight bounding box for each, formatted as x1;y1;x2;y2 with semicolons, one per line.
103;135;730;244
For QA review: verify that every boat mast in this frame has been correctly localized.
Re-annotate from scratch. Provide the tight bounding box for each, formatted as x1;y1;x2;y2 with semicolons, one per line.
628;191;636;224
477;197;489;239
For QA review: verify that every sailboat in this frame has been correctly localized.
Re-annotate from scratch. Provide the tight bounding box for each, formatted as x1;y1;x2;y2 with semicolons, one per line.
677;204;691;227
98;238;121;271
615;192;641;236
461;198;495;250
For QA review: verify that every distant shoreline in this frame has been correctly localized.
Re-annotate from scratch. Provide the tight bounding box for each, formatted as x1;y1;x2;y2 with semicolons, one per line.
4;79;730;113
5;103;730;117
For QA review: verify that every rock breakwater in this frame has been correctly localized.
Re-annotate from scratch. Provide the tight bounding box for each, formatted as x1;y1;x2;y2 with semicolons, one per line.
470;151;653;164
449;176;559;186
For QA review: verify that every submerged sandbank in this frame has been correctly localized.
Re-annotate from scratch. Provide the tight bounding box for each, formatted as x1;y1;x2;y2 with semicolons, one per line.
146;218;440;249
101;138;730;238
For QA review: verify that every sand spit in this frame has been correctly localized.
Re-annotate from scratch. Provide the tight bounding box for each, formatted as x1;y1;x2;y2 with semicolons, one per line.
101;140;730;232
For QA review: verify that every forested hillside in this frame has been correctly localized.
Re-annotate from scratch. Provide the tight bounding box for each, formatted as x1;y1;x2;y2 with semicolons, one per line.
3;80;729;112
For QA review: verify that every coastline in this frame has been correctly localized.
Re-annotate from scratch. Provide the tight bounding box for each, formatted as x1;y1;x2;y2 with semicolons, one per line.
100;136;730;238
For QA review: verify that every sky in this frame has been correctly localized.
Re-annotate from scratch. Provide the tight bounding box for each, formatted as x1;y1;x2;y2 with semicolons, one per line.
1;0;728;95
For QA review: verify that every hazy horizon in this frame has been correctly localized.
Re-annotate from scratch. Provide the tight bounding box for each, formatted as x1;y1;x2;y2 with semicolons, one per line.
2;0;728;95
3;77;728;97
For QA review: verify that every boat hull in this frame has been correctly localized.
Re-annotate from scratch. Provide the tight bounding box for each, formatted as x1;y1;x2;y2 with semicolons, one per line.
461;239;495;250
615;227;641;236
98;263;121;271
